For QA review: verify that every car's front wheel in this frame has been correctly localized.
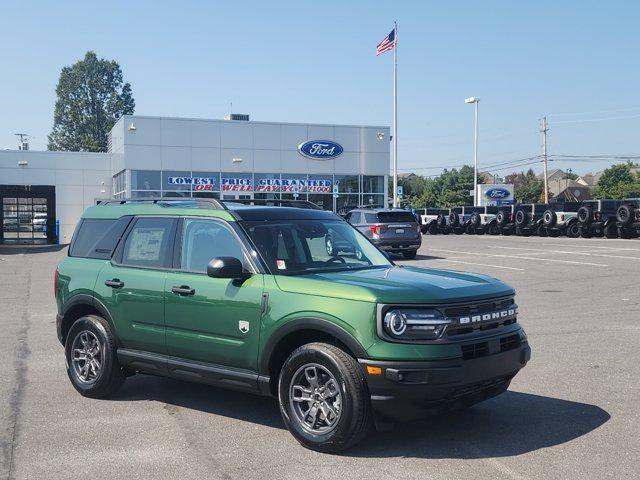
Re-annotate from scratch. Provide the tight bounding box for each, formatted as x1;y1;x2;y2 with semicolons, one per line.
65;315;126;398
278;342;372;453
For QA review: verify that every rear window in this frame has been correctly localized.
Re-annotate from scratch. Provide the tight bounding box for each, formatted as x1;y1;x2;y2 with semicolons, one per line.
69;217;132;259
364;212;378;223
376;211;416;223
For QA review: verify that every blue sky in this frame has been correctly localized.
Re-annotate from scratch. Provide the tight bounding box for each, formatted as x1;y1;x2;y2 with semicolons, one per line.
1;0;639;176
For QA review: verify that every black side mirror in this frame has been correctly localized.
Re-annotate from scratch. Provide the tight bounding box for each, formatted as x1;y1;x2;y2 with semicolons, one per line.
206;257;247;279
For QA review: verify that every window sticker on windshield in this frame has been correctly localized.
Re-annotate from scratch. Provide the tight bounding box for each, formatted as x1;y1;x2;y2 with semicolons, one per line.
276;259;286;270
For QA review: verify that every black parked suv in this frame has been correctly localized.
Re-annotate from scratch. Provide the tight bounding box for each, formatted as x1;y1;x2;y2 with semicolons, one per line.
468;206;502;235
576;199;621;238
540;201;581;238
495;205;516;235
514;203;548;236
615;199;640;238
448;207;474;235
419;208;449;235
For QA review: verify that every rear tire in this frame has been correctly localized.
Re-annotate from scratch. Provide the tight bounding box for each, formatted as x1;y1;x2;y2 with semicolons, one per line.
566;222;581;238
427;222;439;235
278;343;372;453
65;315;125;398
604;223;618;239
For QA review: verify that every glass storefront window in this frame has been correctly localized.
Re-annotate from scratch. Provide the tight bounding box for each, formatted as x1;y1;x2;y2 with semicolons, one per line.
131;190;161;198
336;194;360;215
280;174;307;198
221;172;253;193
131;170;161;191
362;194;384;208
362;176;384;193
254;173;281;194
308;194;332;210
192;171;220;194
334;175;359;193
162;171;192;191
193;191;221;199
162;191;191;198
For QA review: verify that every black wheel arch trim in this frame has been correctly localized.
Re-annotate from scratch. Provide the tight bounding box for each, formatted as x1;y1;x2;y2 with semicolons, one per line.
60;294;120;346
258;317;369;375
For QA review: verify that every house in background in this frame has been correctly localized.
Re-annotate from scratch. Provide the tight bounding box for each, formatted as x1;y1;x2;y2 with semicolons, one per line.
576;172;602;187
538;168;567;183
549;179;592;201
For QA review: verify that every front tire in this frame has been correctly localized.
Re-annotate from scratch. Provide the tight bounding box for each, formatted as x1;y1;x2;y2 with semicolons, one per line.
65;315;125;398
278;342;372;453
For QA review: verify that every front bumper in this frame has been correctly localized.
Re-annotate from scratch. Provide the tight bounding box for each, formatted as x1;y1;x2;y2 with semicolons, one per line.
56;313;64;344
359;340;530;423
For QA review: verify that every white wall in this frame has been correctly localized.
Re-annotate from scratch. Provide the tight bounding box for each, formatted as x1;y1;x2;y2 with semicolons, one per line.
0;150;111;243
119;115;390;177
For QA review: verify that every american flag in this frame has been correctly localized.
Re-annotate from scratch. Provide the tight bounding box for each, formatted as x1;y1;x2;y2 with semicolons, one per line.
376;28;396;56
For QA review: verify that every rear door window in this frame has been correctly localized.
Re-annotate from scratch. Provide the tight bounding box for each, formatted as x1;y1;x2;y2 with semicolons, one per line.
120;217;177;269
377;211;416;223
69;216;133;259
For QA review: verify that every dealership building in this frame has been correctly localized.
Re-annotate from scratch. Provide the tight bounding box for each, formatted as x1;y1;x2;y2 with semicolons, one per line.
0;115;390;244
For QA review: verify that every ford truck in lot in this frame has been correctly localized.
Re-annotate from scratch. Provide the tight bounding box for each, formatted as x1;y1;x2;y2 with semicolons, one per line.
55;198;530;452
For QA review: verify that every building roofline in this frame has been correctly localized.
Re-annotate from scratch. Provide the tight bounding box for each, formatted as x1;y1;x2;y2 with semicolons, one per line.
0;149;109;155
116;114;389;131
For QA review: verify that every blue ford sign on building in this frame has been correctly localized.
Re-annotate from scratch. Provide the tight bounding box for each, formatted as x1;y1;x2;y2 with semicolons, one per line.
298;140;343;160
478;184;514;206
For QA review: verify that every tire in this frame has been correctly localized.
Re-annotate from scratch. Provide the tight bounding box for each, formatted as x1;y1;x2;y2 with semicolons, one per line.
577;206;593;225
65;315;126;398
617;205;634;225
580;227;593;238
604;222;618;239
516;228;532;237
618;227;634;239
278;342;372;453
488;222;500;235
402;250;417;259
537;225;548;237
566;222;581;238
515;210;528;227
427;222;439;235
470;213;480;228
496;210;507;227
543;210;557;227
449;212;460;227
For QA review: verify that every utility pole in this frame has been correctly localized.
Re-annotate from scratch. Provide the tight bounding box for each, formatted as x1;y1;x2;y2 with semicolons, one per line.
540;117;549;203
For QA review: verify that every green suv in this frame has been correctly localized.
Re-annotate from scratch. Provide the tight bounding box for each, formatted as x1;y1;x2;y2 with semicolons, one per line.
55;199;530;452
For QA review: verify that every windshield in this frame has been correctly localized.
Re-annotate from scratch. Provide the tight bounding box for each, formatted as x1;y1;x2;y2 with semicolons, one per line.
242;219;392;275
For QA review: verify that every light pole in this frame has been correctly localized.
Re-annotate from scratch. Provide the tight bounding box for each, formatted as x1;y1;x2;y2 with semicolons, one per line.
465;97;480;206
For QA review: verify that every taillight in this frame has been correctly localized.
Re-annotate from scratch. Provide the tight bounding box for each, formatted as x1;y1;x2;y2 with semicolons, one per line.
370;225;381;235
54;267;59;297
595;212;601;221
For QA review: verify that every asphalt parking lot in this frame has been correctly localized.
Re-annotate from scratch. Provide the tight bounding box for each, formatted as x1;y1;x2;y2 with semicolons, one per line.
1;235;639;480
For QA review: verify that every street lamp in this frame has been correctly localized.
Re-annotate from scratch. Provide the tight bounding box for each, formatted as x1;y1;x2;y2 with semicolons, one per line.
465;97;480;206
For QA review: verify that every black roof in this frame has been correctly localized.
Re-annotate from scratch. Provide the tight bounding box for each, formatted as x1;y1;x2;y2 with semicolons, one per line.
230;206;341;221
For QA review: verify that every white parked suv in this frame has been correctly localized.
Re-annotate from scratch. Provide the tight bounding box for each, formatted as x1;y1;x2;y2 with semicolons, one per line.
541;202;581;237
468;206;502;235
420;208;449;234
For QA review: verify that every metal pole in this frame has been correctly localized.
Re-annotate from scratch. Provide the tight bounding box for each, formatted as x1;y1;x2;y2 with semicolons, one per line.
473;101;479;206
392;21;398;208
541;116;549;203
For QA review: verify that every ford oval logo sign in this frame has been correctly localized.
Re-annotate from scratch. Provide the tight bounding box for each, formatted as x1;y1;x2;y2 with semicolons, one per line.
298;140;343;160
485;187;511;199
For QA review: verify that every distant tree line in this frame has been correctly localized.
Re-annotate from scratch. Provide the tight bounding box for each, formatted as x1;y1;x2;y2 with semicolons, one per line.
393;162;640;209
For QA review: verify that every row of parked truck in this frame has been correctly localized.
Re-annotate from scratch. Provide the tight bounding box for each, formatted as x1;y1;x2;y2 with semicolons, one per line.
419;199;640;239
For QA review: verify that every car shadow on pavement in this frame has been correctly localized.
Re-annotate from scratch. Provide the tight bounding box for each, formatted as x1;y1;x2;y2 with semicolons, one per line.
348;391;610;459
112;377;609;459
111;374;284;429
0;244;68;256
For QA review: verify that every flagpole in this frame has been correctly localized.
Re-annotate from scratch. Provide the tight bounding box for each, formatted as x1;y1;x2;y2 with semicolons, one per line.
392;21;398;208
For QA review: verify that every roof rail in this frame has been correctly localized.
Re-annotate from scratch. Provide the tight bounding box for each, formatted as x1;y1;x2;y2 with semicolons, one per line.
98;198;228;210
221;199;322;210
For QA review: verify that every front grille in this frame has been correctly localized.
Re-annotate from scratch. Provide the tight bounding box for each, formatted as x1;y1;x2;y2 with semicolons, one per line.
462;342;489;360
461;333;521;361
500;334;522;352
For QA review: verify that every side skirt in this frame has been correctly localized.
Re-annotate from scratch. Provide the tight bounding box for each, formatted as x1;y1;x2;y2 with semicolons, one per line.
117;348;272;396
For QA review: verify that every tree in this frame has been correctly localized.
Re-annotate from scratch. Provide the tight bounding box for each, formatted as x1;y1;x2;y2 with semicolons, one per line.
594;162;640;199
512;169;544;203
48;51;135;152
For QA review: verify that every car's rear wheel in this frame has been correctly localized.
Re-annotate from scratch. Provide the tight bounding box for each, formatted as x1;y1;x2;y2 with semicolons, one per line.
427;222;439;235
580;227;593;238
604;222;618;239
65;315;125;398
278;342;372;453
566;222;581;238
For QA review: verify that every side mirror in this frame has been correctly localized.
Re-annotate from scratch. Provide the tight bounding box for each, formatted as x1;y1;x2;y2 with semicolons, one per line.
206;257;247;279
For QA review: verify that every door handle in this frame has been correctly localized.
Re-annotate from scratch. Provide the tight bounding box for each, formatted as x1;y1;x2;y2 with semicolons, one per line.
172;285;195;296
105;279;124;288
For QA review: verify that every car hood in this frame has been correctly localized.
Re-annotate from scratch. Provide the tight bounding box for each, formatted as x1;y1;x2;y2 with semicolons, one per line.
274;265;514;304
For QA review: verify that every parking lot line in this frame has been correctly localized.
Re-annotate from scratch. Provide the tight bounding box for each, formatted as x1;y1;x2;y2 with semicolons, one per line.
487;245;640;261
430;248;609;267
543;243;640;252
431;259;525;271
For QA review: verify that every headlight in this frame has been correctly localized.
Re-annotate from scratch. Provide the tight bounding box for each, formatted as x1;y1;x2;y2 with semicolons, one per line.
382;308;450;341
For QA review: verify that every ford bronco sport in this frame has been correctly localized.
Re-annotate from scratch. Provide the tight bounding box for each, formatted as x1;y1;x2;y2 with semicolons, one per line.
55;198;530;452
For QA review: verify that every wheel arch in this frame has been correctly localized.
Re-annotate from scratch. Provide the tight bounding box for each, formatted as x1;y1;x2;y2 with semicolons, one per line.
60;295;119;346
259;317;369;396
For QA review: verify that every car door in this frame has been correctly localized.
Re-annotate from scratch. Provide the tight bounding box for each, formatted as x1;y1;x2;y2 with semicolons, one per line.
94;216;177;354
164;217;263;371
